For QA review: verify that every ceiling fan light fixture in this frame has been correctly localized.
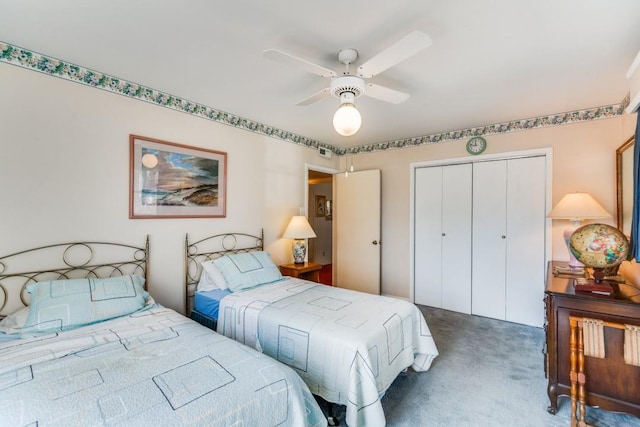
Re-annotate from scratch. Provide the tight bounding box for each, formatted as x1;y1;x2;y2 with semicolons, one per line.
333;92;361;136
265;30;432;134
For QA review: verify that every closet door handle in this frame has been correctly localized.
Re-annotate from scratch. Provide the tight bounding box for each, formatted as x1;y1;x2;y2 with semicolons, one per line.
501;235;506;239
372;240;379;245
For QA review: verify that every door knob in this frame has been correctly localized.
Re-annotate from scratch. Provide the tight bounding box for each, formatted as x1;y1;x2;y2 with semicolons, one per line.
372;240;379;245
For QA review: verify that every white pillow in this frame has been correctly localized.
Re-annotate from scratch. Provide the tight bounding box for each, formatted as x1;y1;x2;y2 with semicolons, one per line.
0;306;30;334
199;260;230;291
196;270;217;292
213;251;282;292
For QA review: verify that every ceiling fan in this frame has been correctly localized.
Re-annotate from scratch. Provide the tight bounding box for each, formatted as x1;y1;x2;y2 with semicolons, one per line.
264;30;432;136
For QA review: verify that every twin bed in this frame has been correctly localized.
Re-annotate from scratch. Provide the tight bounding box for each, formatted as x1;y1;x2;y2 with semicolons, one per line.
0;237;325;427
185;231;439;427
0;231;439;427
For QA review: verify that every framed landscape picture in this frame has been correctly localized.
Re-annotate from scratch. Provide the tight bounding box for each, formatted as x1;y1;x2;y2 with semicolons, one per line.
129;135;227;218
315;195;326;217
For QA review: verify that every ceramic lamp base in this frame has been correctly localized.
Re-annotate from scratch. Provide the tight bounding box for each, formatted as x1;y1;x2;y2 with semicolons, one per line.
292;239;306;264
564;221;583;268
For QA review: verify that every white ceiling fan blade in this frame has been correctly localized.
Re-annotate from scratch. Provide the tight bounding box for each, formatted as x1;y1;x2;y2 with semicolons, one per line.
296;87;331;106
264;48;337;78
364;83;410;104
358;30;432;78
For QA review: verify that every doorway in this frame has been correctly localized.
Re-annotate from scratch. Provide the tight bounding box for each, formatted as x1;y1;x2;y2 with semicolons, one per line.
307;169;333;285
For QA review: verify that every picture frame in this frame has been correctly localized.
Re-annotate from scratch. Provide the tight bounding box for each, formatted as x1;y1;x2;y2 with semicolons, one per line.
315;195;326;217
616;135;635;236
129;135;227;218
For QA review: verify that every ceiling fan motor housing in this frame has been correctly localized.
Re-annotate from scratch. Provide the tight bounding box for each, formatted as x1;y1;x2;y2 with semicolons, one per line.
330;76;365;100
337;48;358;65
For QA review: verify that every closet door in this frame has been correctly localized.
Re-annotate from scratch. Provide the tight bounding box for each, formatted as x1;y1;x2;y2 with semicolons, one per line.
472;156;546;326
441;164;472;313
472;160;508;320
414;164;472;312
505;156;546;326
414;167;443;307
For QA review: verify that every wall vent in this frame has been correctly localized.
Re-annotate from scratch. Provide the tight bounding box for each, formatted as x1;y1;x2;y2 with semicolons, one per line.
318;147;332;159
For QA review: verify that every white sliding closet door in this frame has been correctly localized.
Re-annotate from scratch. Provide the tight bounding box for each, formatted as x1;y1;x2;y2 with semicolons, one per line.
471;160;508;320
414;164;472;313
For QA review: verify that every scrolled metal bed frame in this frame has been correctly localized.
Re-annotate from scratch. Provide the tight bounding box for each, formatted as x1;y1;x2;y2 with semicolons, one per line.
184;230;263;316
0;236;149;318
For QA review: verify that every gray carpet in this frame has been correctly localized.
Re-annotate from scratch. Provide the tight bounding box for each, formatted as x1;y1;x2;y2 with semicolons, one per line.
318;305;640;426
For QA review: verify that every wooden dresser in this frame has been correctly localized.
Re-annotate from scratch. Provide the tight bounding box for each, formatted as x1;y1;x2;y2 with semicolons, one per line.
544;261;640;416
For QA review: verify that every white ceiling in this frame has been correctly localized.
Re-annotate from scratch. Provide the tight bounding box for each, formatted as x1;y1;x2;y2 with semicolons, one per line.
1;0;639;150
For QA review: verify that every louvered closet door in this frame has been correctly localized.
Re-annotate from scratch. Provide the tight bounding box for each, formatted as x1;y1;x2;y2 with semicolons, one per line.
472;160;508;320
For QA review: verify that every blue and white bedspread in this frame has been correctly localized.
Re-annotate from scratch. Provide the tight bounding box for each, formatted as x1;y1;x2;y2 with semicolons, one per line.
0;305;327;427
217;278;439;427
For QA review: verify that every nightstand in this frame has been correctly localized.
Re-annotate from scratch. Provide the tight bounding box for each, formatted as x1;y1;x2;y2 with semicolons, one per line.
279;262;322;283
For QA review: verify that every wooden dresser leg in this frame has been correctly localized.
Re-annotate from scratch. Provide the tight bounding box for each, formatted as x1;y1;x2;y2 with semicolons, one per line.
570;316;590;427
570;317;578;426
577;321;587;427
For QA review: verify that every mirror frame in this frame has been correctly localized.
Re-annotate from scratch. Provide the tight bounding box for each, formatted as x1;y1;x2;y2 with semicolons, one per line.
616;136;635;234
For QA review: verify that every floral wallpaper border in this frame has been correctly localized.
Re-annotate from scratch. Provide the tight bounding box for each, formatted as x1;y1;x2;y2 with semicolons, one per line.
0;41;628;157
341;95;628;155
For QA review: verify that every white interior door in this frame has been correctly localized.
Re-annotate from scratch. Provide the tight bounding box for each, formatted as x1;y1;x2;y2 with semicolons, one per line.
472;160;508;320
334;169;381;294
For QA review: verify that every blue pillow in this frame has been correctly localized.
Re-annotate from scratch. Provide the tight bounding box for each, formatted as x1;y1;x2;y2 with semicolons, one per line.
22;275;149;335
214;251;282;292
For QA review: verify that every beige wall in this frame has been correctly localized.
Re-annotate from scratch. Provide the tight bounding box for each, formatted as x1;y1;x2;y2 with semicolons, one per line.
346;115;637;298
2;61;637;307
0;64;337;314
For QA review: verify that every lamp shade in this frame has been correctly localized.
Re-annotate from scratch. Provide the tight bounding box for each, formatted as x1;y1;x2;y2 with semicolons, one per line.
547;192;612;268
283;216;317;239
333;103;362;136
547;192;611;220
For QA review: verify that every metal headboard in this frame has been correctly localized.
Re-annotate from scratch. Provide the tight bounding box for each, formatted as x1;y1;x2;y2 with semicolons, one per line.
185;230;263;315
0;236;149;318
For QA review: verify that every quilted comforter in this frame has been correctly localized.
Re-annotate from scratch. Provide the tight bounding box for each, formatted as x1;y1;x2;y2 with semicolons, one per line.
217;278;439;427
0;305;326;427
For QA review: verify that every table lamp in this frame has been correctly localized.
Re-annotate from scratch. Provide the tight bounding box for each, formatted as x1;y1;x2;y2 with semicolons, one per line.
283;215;317;264
547;192;612;268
